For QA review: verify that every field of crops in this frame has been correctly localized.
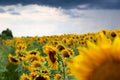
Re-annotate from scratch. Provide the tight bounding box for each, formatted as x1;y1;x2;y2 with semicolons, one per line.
0;29;120;80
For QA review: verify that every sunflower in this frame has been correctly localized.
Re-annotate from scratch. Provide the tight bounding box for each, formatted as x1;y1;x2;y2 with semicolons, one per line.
30;67;50;78
56;43;65;51
54;74;62;80
8;54;20;65
79;41;87;47
52;41;59;45
61;49;71;58
109;30;118;40
23;55;42;71
43;45;58;69
15;49;25;61
67;48;74;56
67;32;120;80
15;49;24;57
26;50;40;56
62;38;67;43
25;54;41;63
30;61;42;71
20;73;31;80
47;50;58;69
41;68;49;74
29;71;37;80
101;29;108;35
35;75;50;80
16;43;26;50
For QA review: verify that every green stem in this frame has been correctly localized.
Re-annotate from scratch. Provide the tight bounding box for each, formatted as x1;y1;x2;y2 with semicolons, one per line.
58;51;68;80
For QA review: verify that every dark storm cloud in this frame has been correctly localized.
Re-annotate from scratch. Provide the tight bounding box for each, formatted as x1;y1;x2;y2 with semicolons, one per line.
0;0;120;9
0;6;21;15
62;10;86;18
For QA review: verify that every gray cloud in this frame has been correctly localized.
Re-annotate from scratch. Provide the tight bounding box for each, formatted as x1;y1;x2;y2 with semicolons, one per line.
0;8;5;13
62;8;91;18
63;11;86;18
0;5;21;15
7;8;15;11
54;10;120;35
9;12;20;15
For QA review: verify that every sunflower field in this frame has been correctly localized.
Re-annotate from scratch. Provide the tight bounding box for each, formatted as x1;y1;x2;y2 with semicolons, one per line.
0;29;120;80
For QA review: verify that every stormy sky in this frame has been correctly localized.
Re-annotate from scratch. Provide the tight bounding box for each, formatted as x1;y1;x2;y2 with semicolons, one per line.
0;0;120;9
0;0;120;37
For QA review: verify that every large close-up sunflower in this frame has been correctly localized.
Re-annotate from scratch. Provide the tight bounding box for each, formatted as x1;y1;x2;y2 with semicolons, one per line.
68;32;120;80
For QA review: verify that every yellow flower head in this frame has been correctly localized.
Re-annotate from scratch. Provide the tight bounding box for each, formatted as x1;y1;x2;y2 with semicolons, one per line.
41;69;49;74
25;54;41;63
62;38;67;43
26;50;40;56
15;49;25;61
30;61;42;71
56;43;65;51
54;74;62;80
61;49;74;66
67;48;74;56
68;32;120;80
61;49;71;58
43;45;58;69
8;54;20;65
16;43;26;50
29;72;37;80
20;73;31;80
52;41;59;45
109;30;118;39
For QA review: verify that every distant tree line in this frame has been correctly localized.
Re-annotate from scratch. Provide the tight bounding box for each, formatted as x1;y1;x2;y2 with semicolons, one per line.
0;28;13;40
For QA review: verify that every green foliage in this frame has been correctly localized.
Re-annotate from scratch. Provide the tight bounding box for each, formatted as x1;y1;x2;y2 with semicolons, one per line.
0;34;1;39
3;63;19;80
0;44;20;80
27;40;47;57
15;62;30;75
72;48;79;56
68;76;76;80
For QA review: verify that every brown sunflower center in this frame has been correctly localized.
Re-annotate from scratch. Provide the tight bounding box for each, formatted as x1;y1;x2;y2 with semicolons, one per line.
63;51;70;58
49;50;56;63
30;52;37;55
42;70;48;73
111;32;117;38
89;60;120;80
36;75;46;80
11;57;19;63
34;63;41;67
24;78;29;80
57;45;65;51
